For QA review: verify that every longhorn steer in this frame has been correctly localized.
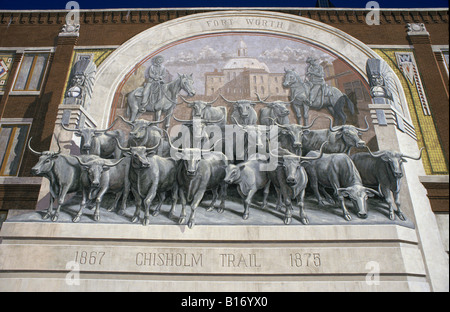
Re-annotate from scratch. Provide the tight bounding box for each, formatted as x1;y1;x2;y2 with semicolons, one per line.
268;143;325;225
173;114;225;149
118;115;170;157
180;95;227;123
264;116;317;156
256;93;291;126
303;151;381;221
28;138;90;222
73;155;129;222
166;130;228;229
116;138;178;226
61;119;125;159
224;156;271;220
302;117;369;155
221;95;258;125
351;147;424;220
231;116;267;161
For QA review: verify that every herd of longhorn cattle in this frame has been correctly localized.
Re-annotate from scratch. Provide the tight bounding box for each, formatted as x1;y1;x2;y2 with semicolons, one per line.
28;94;424;228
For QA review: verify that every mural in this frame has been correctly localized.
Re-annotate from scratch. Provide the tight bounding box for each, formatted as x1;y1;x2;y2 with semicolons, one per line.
21;33;424;229
0;52;14;92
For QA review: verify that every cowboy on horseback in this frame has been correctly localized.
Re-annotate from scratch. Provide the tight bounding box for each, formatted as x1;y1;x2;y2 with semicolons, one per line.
305;57;328;108
140;55;167;112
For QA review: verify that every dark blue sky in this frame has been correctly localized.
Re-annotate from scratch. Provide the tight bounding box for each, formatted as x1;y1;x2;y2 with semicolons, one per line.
0;0;448;10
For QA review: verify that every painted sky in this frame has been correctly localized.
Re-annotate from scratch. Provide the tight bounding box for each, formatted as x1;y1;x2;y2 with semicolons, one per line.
129;33;342;95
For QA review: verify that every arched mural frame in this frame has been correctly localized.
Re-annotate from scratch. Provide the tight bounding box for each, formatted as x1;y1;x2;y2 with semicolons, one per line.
88;10;409;128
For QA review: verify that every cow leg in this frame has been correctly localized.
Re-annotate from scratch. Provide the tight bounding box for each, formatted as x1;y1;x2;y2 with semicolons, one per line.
275;186;284;211
73;188;88;223
262;181;270;209
319;186;335;204
309;176;327;206
283;197;293;225
53;184;71;222
178;188;187;225
143;186;158;226
131;188;142;223
337;194;351;221
243;188;257;220
168;184;179;220
380;185;396;220
218;183;227;213
118;177;131;216
152;192;165;217
43;194;55;220
206;188;219;212
393;190;406;221
188;190;206;229
108;191;122;212
298;189;309;225
93;187;108;222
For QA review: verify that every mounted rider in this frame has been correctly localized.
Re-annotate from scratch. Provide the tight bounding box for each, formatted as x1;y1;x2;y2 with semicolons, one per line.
305;57;330;108
140;55;167;112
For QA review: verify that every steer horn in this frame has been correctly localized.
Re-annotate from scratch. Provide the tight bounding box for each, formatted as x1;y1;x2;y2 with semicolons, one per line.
146;137;162;152
255;92;294;105
254;93;271;103
173;114;193;124
94;118;120;134
355;116;370;132
61;123;80;133
103;157;126;167
364;146;384;158
117;115;135;127
74;155;90;167
114;137;131;153
328;117;342;132
402;147;425;160
27;137;43;156
219;94;236;104
262;117;288;129
300;141;327;160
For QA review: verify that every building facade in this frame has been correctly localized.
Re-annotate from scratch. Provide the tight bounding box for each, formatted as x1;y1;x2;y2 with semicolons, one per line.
0;7;448;292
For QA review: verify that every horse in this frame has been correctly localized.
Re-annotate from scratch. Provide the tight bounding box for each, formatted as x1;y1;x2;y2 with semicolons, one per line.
126;73;196;128
282;68;355;126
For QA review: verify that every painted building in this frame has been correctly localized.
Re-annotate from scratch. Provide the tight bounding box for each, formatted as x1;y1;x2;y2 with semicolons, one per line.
0;7;448;292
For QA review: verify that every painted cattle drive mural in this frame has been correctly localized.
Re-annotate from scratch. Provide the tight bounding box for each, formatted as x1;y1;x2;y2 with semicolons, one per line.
26;33;422;229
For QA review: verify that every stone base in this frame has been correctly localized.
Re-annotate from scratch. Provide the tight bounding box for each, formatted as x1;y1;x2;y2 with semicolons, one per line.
0;221;429;292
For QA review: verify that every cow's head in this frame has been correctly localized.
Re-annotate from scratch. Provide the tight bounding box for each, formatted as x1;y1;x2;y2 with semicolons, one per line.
337;185;380;218
232;117;265;150
270;142;326;186
255;93;291;119
224;164;243;184
165;129;221;177
328;116;369;149
173;115;224;143
118;115;167;142
28;137;61;176
366;147;424;179
266;116;318;155
115;137;161;169
180;96;219;118
61;119;119;154
234;100;256;118
74;156;124;188
220;95;256;120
